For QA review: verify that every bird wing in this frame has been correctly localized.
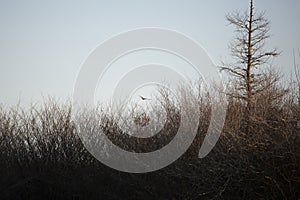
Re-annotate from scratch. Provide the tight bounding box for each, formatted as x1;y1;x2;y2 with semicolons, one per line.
139;95;151;100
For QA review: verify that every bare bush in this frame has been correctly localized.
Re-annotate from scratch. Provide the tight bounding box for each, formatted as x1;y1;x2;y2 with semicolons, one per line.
0;79;299;199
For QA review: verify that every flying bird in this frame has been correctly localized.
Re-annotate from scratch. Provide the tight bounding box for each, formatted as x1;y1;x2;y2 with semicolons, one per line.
139;95;151;101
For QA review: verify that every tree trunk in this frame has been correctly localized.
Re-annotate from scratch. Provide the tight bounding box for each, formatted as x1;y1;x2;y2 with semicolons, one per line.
245;0;254;134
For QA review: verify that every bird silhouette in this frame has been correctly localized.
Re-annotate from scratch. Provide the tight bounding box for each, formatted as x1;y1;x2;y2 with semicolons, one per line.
139;95;151;101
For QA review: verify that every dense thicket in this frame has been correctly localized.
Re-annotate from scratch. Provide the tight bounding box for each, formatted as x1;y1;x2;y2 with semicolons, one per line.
0;80;299;199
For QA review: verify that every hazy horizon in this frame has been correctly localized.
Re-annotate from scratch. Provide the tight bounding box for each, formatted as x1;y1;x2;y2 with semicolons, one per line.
1;0;299;107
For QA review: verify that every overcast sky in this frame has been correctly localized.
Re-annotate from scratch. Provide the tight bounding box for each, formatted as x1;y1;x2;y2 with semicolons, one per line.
1;0;299;107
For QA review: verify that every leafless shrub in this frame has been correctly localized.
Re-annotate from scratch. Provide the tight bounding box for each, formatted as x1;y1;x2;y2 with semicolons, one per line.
1;78;298;199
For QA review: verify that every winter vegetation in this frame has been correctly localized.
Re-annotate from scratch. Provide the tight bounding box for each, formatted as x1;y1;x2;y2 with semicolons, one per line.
0;0;299;199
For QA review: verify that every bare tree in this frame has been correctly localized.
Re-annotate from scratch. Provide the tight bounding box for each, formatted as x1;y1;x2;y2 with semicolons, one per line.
293;48;300;106
221;0;279;133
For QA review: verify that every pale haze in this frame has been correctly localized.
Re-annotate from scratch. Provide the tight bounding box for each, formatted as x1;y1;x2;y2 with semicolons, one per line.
1;0;299;106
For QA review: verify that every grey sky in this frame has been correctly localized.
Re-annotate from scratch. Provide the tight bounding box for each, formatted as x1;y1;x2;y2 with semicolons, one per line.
0;0;299;106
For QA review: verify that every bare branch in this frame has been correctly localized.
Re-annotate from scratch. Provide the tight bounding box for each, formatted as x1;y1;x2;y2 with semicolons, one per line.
220;66;245;79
